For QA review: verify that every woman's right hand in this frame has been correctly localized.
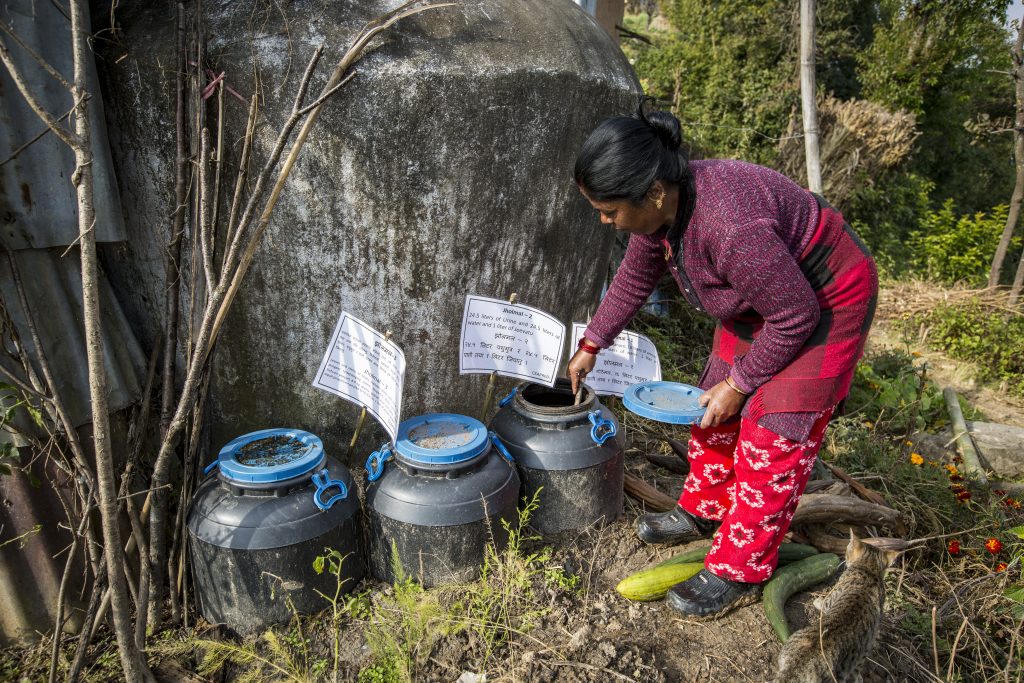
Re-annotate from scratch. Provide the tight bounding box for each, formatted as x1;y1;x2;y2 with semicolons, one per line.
567;347;598;394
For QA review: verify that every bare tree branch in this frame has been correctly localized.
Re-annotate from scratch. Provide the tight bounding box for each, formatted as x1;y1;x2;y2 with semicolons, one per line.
0;18;74;91
0;38;79;148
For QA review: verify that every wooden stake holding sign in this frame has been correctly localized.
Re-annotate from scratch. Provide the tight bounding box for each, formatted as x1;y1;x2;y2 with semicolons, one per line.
346;330;392;459
458;294;567;419
480;293;517;421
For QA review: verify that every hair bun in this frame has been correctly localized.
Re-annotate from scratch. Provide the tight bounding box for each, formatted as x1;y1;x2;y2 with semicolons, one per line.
635;97;682;151
646;111;682;151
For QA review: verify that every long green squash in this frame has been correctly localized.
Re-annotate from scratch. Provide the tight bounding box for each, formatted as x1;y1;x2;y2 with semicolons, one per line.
615;562;704;602
655;543;819;569
762;553;841;642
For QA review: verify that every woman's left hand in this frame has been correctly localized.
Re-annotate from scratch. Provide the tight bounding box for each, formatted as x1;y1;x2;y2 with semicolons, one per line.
698;380;747;429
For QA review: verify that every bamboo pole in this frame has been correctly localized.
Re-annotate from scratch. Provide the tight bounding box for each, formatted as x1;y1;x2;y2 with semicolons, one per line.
800;0;822;194
942;387;988;487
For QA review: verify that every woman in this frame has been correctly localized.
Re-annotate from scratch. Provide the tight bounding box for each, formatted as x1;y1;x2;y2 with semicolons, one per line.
568;104;877;619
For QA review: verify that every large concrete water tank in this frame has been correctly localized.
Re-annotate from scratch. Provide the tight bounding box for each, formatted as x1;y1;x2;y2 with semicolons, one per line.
98;0;639;453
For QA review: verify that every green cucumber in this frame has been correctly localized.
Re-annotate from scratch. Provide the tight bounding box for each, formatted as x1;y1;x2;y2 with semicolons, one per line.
655;542;819;569
762;553;842;642
615;562;704;602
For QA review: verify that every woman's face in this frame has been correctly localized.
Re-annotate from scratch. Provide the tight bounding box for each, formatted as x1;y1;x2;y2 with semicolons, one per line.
578;186;663;236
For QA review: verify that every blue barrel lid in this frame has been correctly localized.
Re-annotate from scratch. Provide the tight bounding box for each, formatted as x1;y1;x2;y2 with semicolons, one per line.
623;381;707;425
394;413;489;466
215;428;325;484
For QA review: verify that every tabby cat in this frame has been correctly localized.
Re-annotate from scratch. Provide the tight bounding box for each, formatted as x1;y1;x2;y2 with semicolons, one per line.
775;532;900;683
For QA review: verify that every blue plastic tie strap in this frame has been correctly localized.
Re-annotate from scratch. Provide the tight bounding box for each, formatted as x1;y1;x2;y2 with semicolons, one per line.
499;387;517;408
365;444;393;482
489;432;514;462
310;468;348;511
588;410;617;446
202;459;219;476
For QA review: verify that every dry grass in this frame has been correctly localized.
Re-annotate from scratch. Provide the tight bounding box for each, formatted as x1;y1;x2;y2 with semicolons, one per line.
777;96;919;206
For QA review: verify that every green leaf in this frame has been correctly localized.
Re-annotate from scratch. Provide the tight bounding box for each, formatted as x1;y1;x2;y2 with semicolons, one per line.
26;405;44;428
0;463;10;476
1005;586;1024;604
313;555;325;575
1008;525;1024;541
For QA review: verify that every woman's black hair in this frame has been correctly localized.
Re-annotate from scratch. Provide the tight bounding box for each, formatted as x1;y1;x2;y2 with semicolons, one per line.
574;98;696;233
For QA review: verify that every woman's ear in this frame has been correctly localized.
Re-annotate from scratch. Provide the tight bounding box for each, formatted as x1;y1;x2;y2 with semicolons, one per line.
647;180;666;205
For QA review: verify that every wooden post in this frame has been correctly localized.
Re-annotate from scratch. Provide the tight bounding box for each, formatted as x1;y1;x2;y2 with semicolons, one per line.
346;330;392;458
480;293;517;421
800;0;823;194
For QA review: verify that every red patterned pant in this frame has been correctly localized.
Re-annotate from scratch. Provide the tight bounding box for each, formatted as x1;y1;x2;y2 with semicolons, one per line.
678;409;833;583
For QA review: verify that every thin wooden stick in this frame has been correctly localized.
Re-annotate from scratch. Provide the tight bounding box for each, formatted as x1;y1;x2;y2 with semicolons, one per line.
347;331;392;457
481;292;517;420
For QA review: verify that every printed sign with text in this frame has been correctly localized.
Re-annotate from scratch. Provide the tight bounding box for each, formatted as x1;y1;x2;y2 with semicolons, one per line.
312;311;406;443
459;295;566;386
571;323;662;397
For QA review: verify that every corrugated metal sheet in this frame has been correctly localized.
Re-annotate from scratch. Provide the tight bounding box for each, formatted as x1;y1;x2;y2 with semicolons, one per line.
0;248;146;427
0;0;147;644
0;0;126;249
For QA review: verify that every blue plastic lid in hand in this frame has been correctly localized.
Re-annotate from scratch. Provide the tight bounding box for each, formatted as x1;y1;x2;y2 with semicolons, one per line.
622;381;706;425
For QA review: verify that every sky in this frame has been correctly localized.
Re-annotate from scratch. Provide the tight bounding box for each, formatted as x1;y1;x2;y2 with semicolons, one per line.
1009;1;1024;29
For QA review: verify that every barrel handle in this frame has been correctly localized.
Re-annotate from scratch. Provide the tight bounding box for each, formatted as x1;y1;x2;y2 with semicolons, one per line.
202;459;219;476
588;410;617;446
498;387;517;408
489;432;514;463
311;468;349;511
365;443;393;482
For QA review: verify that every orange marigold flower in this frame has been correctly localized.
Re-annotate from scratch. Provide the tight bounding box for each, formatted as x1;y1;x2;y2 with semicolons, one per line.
947;540;961;555
948;474;964;483
944;464;959;475
1004;497;1022;510
912;351;921;357
950;483;967;493
953;455;963;465
956;490;972;502
985;538;1003;555
910;453;924;466
995;562;1008;573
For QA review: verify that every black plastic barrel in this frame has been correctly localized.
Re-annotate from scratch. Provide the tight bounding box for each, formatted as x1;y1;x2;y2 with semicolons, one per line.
364;413;520;587
489;379;624;534
187;429;363;635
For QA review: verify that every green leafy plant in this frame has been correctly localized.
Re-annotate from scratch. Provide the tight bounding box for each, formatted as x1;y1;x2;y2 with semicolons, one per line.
908;201;1009;285
913;302;1024;395
846;349;945;434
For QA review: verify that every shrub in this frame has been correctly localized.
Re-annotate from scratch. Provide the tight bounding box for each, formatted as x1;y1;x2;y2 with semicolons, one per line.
908;200;1009;286
916;302;1024;395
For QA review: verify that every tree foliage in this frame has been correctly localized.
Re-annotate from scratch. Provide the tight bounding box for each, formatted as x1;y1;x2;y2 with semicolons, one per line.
623;0;1016;274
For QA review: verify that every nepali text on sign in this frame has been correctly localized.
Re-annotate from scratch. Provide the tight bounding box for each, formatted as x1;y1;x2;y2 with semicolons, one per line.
459;295;566;387
312;311;406;444
571;322;662;397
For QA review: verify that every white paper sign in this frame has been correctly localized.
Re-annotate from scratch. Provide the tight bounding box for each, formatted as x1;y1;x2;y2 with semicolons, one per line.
571;323;662;397
312;312;406;444
459;295;566;386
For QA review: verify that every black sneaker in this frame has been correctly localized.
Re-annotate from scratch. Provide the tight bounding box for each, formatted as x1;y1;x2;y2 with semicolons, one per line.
635;505;718;545
665;568;761;618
